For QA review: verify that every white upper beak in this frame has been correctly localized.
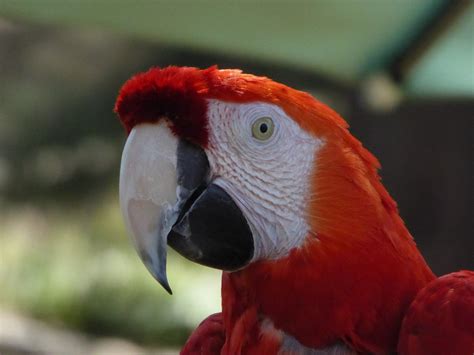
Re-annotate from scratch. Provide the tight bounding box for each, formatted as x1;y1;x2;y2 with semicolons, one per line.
119;122;179;293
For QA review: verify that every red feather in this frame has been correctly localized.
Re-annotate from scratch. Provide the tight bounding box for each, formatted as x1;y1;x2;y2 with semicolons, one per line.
116;67;440;353
115;66;215;146
181;313;226;354
398;270;474;355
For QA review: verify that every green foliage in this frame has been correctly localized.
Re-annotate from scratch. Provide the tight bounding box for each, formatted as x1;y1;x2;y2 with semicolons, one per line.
0;196;221;346
0;21;224;346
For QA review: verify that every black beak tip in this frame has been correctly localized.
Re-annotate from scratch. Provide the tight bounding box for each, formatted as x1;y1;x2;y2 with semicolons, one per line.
156;273;173;295
141;252;173;295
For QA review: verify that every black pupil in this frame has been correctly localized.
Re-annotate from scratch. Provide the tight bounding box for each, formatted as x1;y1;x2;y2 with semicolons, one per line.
259;123;268;134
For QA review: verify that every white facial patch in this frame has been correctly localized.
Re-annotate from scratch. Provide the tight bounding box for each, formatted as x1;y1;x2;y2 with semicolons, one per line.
205;100;324;261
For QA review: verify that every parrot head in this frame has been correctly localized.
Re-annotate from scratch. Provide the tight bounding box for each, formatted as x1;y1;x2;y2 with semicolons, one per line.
115;66;397;294
115;66;436;353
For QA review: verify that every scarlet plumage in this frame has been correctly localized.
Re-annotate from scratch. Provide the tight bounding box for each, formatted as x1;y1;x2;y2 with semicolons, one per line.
398;270;474;355
115;66;213;146
114;65;348;146
114;66;472;354
181;313;226;354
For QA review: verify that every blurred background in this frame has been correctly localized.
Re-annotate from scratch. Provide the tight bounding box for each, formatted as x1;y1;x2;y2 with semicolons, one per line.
0;1;472;354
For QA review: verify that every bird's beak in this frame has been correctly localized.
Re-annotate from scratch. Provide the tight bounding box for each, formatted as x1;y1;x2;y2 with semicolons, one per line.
119;122;254;294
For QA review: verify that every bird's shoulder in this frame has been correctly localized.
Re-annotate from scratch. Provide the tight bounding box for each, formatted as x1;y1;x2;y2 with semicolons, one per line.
181;313;225;355
398;270;474;355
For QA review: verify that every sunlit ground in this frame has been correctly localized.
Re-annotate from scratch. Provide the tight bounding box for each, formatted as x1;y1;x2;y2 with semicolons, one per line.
0;193;221;348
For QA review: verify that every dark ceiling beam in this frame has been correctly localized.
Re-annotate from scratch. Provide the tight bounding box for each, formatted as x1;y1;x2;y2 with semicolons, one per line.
388;0;471;83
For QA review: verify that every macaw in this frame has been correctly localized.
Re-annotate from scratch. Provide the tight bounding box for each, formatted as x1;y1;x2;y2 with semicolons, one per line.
115;66;473;354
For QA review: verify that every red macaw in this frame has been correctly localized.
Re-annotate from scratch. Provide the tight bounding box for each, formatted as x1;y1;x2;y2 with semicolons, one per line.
115;66;473;354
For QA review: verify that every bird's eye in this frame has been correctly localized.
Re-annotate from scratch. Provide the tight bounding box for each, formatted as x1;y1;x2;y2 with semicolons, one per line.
251;117;274;141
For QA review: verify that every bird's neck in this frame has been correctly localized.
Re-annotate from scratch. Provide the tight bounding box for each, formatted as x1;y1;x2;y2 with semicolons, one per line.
220;227;435;354
220;138;436;353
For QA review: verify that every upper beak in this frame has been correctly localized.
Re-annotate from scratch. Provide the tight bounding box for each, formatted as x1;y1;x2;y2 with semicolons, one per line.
119;121;254;294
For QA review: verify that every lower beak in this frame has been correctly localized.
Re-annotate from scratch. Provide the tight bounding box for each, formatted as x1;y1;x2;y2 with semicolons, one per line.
119;122;254;294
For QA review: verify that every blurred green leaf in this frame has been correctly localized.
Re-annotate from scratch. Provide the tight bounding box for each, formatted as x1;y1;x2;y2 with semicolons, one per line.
0;198;221;346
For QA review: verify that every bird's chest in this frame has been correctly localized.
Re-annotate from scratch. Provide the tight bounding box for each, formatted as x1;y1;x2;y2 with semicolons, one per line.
223;314;355;355
221;272;355;354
